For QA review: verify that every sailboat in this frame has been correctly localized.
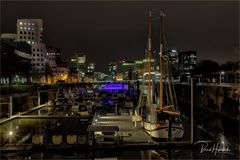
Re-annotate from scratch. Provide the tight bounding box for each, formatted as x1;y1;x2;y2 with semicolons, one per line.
140;10;184;140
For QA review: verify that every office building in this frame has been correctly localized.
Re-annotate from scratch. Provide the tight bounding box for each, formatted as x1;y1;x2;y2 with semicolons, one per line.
16;19;43;45
167;49;180;78
86;62;95;77
69;53;87;81
179;51;197;77
108;62;117;80
16;19;47;82
46;47;57;74
31;43;47;78
1;37;31;84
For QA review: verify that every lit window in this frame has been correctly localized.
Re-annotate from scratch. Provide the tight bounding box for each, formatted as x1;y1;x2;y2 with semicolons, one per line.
32;23;34;25
28;23;31;25
24;22;26;25
24;27;27;30
28;27;31;30
32;41;34;44
28;41;31;44
19;22;23;25
20;27;23;29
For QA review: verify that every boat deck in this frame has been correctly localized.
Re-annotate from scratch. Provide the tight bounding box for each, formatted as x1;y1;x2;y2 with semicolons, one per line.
93;115;153;143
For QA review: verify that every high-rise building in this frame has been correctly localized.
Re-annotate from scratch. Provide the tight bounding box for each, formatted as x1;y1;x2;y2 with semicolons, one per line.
1;37;31;84
121;61;135;80
16;19;47;82
45;46;69;83
31;43;47;77
69;53;87;81
55;48;62;65
134;60;144;79
16;19;43;45
179;51;197;77
168;49;179;64
69;53;86;67
46;47;57;75
108;62;117;80
93;72;107;81
86;63;95;77
167;49;180;78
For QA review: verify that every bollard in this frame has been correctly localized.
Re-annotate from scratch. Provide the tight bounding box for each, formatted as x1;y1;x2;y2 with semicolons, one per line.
38;91;41;106
115;103;118;116
191;78;194;144
9;96;13;117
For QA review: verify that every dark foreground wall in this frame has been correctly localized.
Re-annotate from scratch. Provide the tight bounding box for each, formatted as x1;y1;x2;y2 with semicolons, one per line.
174;83;239;150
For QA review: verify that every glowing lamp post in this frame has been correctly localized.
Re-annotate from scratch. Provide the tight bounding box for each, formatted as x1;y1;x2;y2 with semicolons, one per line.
219;71;225;85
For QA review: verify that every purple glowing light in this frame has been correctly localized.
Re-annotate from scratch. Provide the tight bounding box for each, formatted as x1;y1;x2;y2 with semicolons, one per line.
102;84;128;90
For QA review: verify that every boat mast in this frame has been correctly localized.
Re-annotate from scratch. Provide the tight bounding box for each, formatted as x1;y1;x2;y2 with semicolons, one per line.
147;10;153;107
159;11;165;110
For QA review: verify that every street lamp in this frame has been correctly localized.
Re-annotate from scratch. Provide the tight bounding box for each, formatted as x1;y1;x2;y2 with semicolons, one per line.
219;71;225;84
9;131;13;136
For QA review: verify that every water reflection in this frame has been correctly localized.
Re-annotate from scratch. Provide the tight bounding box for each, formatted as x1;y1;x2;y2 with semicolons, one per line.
2;148;238;159
0;90;56;118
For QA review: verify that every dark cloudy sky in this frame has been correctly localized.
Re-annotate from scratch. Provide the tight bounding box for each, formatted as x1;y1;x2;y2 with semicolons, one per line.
1;0;239;72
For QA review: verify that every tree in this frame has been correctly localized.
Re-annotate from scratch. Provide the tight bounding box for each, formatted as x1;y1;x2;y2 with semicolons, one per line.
193;60;220;75
220;61;236;71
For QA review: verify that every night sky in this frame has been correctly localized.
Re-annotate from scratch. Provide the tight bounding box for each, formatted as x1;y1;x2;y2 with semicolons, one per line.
1;0;239;72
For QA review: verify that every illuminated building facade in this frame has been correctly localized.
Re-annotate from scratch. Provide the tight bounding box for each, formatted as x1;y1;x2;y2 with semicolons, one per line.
1;37;31;84
134;60;144;79
45;47;69;83
108;62;117;80
46;47;57;75
16;19;43;45
167;49;180;78
16;19;48;82
69;53;86;81
121;61;135;80
179;51;197;77
86;62;95;77
31;43;47;79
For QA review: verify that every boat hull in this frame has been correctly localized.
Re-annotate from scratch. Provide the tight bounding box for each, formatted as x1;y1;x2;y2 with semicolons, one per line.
143;122;184;139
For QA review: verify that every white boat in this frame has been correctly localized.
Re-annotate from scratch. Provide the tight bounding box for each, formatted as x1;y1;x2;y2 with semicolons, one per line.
143;115;184;139
140;11;184;140
86;100;94;113
124;97;134;108
94;98;103;108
